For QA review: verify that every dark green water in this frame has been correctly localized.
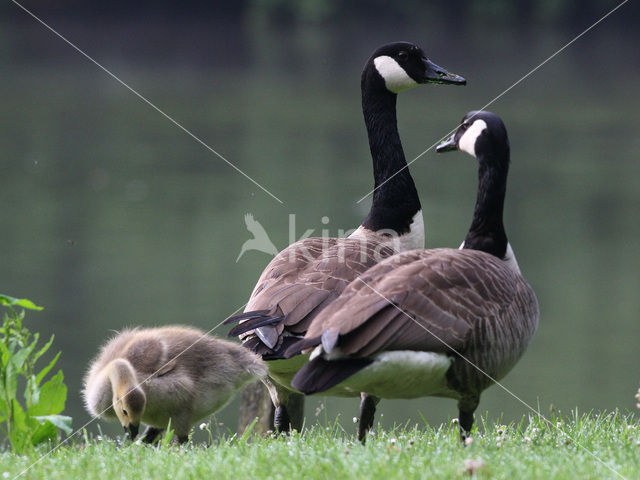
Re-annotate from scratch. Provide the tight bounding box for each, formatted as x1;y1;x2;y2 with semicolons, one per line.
1;18;639;439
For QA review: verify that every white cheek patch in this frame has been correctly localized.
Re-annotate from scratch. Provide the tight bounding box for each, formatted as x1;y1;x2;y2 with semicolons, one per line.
459;119;488;157
374;56;418;93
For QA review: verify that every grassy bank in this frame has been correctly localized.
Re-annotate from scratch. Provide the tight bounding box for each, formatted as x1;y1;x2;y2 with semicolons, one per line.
2;412;638;479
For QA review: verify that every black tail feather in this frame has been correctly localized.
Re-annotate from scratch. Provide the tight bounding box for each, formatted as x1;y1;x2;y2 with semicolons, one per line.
227;315;285;338
283;336;322;358
291;356;373;395
223;309;272;325
241;336;275;356
262;337;306;360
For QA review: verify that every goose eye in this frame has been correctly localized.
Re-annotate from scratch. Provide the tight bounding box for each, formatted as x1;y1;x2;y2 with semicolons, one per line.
398;51;408;61
122;409;128;416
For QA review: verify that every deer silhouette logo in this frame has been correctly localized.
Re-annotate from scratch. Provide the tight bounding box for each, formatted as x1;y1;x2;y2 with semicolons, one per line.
236;213;279;262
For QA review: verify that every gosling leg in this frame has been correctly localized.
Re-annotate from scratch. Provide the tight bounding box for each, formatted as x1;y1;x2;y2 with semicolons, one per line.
141;426;164;444
358;393;380;444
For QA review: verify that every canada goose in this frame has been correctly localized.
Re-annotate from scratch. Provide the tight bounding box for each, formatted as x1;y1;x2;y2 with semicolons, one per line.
225;42;465;433
288;111;539;442
83;326;267;443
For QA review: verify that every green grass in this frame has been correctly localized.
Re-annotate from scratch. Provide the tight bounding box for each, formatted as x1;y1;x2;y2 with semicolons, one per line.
1;412;638;480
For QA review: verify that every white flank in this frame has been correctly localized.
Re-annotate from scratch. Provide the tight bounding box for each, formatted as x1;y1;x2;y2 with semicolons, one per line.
373;56;418;93
459;119;488;157
333;350;455;399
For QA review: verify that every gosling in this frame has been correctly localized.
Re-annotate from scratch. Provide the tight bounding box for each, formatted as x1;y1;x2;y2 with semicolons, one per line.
83;325;267;443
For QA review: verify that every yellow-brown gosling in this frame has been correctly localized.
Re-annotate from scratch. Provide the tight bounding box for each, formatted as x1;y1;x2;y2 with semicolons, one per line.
83;325;267;443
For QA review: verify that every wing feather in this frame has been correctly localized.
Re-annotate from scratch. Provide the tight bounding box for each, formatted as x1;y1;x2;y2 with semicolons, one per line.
304;248;533;358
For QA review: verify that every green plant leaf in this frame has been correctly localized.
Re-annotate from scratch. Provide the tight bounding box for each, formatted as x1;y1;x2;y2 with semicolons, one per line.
30;419;58;445
9;399;29;453
0;388;8;418
28;370;66;416
35;351;61;386
32;334;54;366
33;414;72;435
0;295;43;311
4;356;18;400
0;341;9;368
11;341;36;372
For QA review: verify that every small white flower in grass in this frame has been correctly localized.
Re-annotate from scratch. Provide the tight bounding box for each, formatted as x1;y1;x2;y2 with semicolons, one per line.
389;438;397;445
464;437;473;446
524;436;531;443
3;472;10;479
556;422;562;428
463;459;486;476
353;417;358;424
199;422;207;431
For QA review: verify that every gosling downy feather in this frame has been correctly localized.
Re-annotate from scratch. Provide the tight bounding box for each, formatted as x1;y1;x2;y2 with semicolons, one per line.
224;42;465;432
288;111;539;442
83;325;267;443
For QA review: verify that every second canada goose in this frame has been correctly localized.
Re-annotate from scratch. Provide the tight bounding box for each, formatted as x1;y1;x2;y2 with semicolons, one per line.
224;42;466;433
83;326;267;443
288;111;539;442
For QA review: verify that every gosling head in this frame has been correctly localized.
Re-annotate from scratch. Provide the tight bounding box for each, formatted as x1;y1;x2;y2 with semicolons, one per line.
365;41;466;94
108;359;146;440
436;110;509;160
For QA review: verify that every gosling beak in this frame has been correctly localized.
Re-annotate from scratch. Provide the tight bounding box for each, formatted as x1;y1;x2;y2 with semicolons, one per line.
422;58;466;85
436;133;458;153
127;423;139;440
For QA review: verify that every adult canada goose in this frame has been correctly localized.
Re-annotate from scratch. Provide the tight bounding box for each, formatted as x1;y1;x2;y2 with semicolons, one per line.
83;326;267;443
288;111;539;442
225;42;466;433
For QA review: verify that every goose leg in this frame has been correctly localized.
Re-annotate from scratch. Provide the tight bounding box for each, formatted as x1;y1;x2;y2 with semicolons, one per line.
274;394;304;433
141;426;164;444
457;396;479;442
358;393;380;444
267;382;304;434
274;405;291;433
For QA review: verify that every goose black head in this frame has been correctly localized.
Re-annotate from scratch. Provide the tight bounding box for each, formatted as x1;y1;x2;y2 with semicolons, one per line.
365;42;466;94
436;110;509;160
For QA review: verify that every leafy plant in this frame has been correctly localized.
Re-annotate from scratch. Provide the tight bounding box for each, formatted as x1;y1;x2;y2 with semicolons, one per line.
0;294;72;452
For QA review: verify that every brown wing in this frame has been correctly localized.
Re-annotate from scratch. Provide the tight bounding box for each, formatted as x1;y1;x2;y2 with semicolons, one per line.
306;248;538;358
238;236;396;353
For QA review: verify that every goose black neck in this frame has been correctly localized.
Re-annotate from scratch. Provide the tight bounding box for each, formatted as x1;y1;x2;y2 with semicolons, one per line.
463;148;509;258
360;79;421;235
